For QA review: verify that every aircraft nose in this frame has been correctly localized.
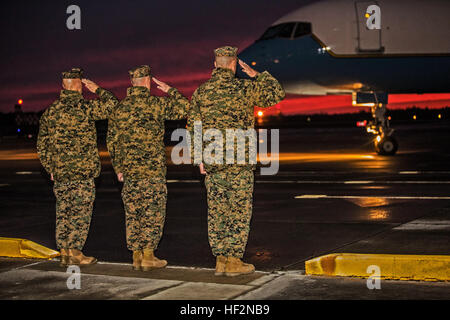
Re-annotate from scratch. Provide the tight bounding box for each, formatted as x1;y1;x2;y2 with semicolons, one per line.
239;44;264;66
238;43;268;76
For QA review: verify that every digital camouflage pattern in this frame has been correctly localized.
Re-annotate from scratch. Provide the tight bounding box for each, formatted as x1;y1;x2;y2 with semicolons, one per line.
122;179;167;250
205;167;254;258
214;46;238;57
187;65;284;258
187;67;285;172
107;85;189;250
107;86;189;180
129;65;151;79
54;179;95;250
61;67;83;79
37;86;117;251
37;88;118;182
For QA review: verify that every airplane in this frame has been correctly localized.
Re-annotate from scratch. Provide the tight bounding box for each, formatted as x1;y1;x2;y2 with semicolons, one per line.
238;0;450;155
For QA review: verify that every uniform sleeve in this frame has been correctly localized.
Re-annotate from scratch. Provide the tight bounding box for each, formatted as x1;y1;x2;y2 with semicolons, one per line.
162;87;190;120
36;109;53;174
186;90;202;165
106;109;124;175
86;87;119;120
249;71;285;108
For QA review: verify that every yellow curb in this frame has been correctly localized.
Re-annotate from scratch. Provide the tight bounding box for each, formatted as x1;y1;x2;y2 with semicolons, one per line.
305;253;450;281
0;237;60;259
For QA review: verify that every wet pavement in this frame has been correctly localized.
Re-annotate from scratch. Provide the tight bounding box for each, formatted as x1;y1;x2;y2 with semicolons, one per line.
0;122;449;299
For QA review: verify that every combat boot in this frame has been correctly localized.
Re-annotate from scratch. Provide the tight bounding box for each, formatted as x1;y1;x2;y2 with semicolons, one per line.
67;249;97;265
214;255;227;276
132;250;143;271
141;249;167;271
60;248;70;267
225;257;255;277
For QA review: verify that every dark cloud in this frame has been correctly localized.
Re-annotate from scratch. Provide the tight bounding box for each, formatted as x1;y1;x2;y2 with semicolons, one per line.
0;0;308;112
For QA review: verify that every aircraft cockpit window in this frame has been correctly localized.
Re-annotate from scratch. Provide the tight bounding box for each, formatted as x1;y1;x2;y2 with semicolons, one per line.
293;22;312;38
258;23;296;41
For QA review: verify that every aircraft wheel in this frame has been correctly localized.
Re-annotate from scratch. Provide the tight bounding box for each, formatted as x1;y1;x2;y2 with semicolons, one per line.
375;136;398;155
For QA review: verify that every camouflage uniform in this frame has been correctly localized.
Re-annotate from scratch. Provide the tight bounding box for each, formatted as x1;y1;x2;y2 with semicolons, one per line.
107;65;189;251
187;47;285;258
37;68;118;250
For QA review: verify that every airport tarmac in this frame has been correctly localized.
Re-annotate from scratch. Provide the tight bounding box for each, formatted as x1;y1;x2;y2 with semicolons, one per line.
0;122;449;299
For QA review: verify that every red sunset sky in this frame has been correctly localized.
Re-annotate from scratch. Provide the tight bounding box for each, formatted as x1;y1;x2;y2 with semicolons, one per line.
1;1;449;115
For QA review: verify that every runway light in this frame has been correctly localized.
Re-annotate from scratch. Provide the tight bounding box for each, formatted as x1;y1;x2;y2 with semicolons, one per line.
356;120;367;127
18;99;23;105
257;111;264;117
376;135;381;142
251;61;257;66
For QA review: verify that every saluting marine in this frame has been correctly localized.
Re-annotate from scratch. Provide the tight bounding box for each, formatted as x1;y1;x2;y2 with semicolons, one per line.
107;65;189;271
37;68;118;266
187;46;285;276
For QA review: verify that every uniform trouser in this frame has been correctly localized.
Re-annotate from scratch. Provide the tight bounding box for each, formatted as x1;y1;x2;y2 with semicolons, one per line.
53;179;95;250
205;167;254;259
121;179;167;251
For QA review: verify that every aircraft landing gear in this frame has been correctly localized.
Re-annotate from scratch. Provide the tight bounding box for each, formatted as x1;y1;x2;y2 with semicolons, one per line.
353;91;399;156
374;135;398;155
367;102;398;156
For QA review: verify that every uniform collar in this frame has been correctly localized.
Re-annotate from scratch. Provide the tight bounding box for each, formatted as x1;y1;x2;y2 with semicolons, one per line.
211;68;235;80
127;86;150;96
60;89;83;98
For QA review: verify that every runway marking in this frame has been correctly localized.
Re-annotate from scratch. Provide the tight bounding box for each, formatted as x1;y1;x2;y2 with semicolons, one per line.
256;180;450;184
295;195;450;200
170;180;450;184
276;171;450;175
102;180;450;186
394;219;450;231
15;171;39;175
13;260;46;270
399;171;450;175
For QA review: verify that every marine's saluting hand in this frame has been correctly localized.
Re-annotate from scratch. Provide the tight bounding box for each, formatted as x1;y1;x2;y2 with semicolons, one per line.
82;79;100;93
199;163;206;175
153;77;172;93
239;59;259;78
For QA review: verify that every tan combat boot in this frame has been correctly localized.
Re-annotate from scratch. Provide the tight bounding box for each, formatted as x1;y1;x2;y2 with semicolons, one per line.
132;250;143;271
67;249;97;265
141;248;167;271
60;248;69;267
225;257;255;277
214;256;227;276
